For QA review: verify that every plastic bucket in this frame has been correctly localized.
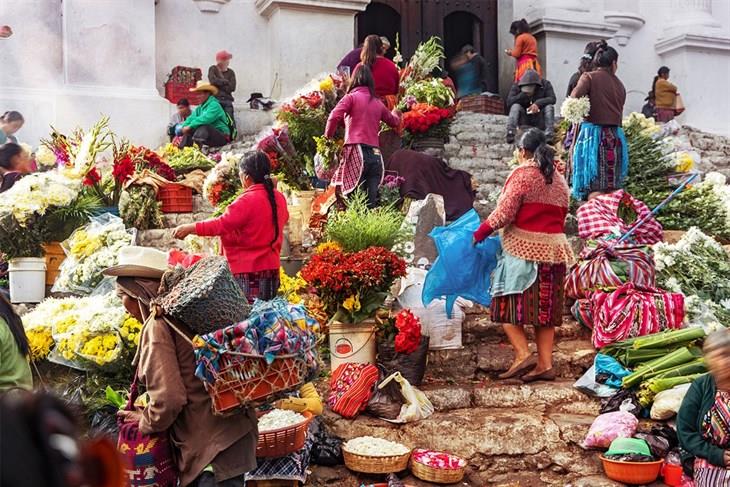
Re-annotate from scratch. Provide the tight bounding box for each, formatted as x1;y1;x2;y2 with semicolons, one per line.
43;242;65;286
287;207;302;246
8;257;47;303
329;321;376;371
661;463;683;487
292;190;315;227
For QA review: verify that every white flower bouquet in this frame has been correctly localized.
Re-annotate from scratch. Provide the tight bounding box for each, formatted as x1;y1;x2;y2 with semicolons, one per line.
52;214;135;294
560;96;591;125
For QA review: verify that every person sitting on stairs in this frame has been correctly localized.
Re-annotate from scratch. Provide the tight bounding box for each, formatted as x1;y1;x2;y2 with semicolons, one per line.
506;69;556;144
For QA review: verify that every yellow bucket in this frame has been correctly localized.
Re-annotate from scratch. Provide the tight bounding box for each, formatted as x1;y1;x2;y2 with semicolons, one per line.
329;321;376;371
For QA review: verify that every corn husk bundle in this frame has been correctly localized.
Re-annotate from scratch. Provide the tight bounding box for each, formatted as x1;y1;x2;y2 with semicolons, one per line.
638;372;707;407
603;327;706;368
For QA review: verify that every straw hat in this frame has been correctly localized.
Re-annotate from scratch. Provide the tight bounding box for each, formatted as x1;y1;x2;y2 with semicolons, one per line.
103;246;169;279
189;80;219;96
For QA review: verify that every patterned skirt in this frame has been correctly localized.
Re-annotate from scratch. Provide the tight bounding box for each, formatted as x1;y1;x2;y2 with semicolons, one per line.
570;123;629;200
233;269;280;304
694;458;730;486
515;55;542;82
490;262;566;327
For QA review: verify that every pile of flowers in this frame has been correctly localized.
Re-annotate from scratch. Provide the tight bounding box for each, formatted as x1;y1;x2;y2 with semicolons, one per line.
653;227;730;323
344;436;410;456
22;293;141;368
258;409;307;432
279;268;308;305
394;309;422;354
159;144;214;174
203;150;244;207
53;215;135;294
399;36;445;90
402;103;454;141
300;245;407;323
400;78;454;110
412;449;467;470
381;174;405;208
624;112;661;138
560;96;591;125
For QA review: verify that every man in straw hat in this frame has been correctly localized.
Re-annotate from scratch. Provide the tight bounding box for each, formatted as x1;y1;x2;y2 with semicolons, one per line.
180;80;233;149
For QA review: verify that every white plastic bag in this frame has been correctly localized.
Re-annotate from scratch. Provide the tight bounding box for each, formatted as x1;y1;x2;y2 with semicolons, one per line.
583;403;639;449
651;383;691;420
395;267;469;350
379;372;434;424
573;365;618;398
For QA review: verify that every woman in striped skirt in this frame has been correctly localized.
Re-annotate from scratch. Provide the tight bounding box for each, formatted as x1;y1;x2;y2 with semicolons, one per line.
473;128;575;382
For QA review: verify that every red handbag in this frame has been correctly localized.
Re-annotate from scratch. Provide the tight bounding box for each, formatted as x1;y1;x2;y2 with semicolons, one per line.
117;378;178;487
327;363;379;419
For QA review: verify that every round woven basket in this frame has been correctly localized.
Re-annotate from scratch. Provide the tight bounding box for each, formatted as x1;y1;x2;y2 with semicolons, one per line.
343;449;410;474
256;411;313;458
411;456;466;484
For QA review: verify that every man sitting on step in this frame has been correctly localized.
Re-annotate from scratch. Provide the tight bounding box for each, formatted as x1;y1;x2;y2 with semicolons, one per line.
505;69;556;144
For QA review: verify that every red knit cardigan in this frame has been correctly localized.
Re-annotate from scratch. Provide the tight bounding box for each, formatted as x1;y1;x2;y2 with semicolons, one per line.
474;162;575;265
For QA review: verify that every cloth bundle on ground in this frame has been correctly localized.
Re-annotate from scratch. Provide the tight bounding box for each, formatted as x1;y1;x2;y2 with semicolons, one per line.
423;209;501;317
564;243;656;300
193;297;319;384
327;363;379;419
576;190;663;245
590;283;685;348
155;256;251;335
386;149;475;221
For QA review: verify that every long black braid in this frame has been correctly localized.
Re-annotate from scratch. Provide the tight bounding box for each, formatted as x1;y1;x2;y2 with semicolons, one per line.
240;151;279;249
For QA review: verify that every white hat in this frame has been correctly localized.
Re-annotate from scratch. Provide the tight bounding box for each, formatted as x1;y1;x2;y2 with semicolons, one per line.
103;246;169;279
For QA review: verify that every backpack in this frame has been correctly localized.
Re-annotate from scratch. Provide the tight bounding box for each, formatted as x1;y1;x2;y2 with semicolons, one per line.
327;363;379;419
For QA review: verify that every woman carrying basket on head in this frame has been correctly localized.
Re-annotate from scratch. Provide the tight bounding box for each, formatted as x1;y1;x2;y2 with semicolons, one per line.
173;151;289;302
104;247;258;487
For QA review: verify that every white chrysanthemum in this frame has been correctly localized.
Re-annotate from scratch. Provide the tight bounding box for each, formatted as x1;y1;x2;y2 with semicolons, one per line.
705;172;727;187
664;277;682;293
560;96;590;124
35;145;58;168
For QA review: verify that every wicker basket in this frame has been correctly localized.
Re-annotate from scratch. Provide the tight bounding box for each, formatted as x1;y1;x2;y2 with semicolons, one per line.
204;350;311;415
411;456;466;484
600;457;662;485
343;449;410;474
256;411;313;458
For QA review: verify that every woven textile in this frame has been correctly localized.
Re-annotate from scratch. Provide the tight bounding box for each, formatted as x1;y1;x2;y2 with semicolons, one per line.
590;283;685;348
565;244;656;300
695;392;730;486
246;431;314;483
577;190;663;245
233;268;279;304
327;363;379;419
490;262;566;327
571;123;629;200
515;55;542;82
331;144;365;196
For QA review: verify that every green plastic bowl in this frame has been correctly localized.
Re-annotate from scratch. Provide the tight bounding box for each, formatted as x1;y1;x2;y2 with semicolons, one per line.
605;438;651;457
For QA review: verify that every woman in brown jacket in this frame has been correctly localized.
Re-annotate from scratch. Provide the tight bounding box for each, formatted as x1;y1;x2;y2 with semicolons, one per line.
107;257;257;487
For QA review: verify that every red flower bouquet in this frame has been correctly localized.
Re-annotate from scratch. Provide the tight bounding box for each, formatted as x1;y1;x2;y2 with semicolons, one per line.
130;146;176;181
300;246;407;323
394;309;422;354
402;103;453;135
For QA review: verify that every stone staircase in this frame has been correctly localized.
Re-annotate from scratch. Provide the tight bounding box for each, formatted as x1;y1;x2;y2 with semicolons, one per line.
309;307;605;487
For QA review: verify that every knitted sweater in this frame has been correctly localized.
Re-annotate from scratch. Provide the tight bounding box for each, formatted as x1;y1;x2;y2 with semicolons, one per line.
474;161;575;265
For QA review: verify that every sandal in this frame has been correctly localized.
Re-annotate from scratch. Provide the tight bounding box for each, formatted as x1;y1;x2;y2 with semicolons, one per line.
522;368;556;383
498;355;537;380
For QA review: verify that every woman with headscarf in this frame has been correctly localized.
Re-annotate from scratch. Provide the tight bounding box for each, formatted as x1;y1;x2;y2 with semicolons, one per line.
473;129;574;382
105;248;258;487
506;19;542;83
678;328;730;486
173;151;288;302
569;45;628;201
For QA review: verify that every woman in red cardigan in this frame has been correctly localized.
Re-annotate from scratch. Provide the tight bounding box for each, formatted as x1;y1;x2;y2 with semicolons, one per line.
356;34;400;109
473;128;574;382
173;151;289;302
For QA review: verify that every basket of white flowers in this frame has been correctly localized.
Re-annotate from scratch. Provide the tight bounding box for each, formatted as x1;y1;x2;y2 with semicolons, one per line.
256;409;313;458
343;436;411;474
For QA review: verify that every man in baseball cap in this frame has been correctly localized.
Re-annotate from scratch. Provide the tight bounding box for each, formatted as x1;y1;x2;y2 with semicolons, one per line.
208;50;237;129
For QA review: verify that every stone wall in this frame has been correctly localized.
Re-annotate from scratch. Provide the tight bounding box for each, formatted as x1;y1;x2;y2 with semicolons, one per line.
681;126;730;177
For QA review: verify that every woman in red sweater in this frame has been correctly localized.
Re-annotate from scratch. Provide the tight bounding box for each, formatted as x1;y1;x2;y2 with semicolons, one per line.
173;151;288;302
473;129;574;382
357;35;400;109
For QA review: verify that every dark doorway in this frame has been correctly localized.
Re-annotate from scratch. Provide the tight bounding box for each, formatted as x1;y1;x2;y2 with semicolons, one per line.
444;11;483;63
356;2;401;58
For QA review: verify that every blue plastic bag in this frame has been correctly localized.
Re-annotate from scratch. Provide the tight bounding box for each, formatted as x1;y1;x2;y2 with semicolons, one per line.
422;209;501;317
595;353;631;389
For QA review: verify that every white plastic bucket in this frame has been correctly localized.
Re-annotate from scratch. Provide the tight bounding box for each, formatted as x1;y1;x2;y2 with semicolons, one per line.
329;321;376;371
8;257;47;303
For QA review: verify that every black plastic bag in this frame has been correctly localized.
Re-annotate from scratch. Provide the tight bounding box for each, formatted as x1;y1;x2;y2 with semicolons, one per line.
377;336;429;386
88;405;120;439
634;433;670;458
604;453;656;463
366;366;405;420
309;417;343;466
600;389;641;417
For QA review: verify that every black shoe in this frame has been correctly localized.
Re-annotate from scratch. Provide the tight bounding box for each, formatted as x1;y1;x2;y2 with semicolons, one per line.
506;130;516;144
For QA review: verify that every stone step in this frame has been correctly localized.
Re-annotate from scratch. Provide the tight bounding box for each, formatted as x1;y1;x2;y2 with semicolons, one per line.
426;337;595;383
316;382;603;486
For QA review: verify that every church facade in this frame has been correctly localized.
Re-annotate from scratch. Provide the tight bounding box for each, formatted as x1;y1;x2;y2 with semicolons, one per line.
0;0;728;146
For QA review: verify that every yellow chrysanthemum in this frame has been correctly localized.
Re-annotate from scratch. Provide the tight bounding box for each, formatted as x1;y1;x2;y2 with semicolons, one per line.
316;241;342;254
26;327;54;361
319;77;335;93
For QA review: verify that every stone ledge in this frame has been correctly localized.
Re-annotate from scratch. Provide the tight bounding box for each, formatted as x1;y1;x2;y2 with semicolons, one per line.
656;32;730;55
255;0;369;17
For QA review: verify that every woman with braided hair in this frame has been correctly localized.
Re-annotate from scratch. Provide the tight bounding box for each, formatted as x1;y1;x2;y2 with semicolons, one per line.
173;151;288;302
